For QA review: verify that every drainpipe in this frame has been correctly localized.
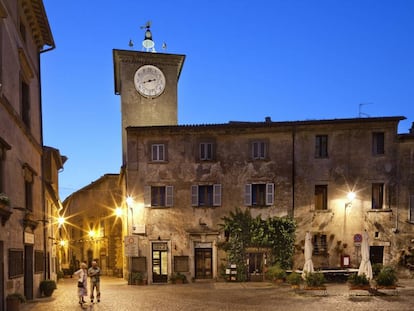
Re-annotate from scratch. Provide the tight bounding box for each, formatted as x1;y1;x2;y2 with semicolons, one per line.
39;44;56;280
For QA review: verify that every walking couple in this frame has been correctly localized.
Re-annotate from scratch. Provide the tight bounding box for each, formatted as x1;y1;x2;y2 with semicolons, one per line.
74;260;101;306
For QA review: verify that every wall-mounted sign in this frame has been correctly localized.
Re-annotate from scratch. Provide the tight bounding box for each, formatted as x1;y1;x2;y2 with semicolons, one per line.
124;236;139;257
24;232;34;244
194;242;212;248
152;242;167;251
354;233;362;246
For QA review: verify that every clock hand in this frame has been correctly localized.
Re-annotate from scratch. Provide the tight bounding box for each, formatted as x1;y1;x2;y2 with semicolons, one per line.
143;78;156;84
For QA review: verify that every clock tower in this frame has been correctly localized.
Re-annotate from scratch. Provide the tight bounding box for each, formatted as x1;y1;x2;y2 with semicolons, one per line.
113;25;185;163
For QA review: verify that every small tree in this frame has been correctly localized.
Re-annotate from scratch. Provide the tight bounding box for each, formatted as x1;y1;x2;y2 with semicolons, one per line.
219;208;296;280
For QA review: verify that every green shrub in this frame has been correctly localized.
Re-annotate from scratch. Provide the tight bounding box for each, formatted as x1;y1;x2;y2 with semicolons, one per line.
169;272;187;284
7;292;26;303
304;271;325;287
40;279;57;297
286;272;302;285
57;270;64;280
131;272;143;281
348;273;369;286
372;263;383;277
376;265;398;287
265;265;286;281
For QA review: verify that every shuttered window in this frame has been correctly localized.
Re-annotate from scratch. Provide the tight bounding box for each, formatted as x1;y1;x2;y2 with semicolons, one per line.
191;184;221;207
244;183;274;207
144;186;173;207
409;195;414;222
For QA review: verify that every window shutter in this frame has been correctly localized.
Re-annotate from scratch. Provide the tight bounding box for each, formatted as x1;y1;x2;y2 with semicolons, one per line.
266;183;274;205
410;195;414;222
191;185;198;206
244;184;252;206
213;184;221;206
261;142;266;159
151;145;157;161
166;186;174;207
144;186;151;207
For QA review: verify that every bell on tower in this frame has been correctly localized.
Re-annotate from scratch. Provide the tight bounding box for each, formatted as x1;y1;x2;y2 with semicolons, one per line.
141;21;156;52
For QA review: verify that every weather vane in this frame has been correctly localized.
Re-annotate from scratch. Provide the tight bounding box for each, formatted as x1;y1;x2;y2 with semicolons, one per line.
128;21;167;53
141;21;155;52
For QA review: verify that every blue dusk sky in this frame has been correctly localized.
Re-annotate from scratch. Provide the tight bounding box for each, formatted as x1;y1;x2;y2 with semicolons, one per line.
41;0;414;200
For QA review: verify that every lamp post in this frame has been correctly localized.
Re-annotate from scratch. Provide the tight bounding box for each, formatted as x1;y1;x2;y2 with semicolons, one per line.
343;192;356;250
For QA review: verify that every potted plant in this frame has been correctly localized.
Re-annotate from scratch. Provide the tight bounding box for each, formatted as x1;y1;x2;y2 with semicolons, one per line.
169;272;187;284
57;270;64;280
0;192;10;206
265;264;286;283
286;272;302;289
375;265;398;289
40;279;57;297
303;271;326;290
6;292;26;311
348;273;370;290
131;272;147;285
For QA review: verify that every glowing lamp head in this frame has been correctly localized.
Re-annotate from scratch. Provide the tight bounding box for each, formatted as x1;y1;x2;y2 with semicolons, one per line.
57;216;65;227
126;196;134;207
115;207;123;217
347;192;356;202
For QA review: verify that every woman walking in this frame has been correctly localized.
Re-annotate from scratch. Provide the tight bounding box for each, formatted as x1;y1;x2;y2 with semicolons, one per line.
74;262;88;306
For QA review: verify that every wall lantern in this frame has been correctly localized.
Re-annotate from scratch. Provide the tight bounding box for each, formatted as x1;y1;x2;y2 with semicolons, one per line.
345;192;356;208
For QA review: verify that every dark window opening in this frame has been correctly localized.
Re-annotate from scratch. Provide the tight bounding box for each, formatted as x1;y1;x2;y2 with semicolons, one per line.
372;132;385;155
372;183;384;209
315;185;328;210
315;135;328;158
313;235;327;255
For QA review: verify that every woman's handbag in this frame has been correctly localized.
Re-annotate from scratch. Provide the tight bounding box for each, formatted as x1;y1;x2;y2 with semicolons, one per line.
77;281;84;288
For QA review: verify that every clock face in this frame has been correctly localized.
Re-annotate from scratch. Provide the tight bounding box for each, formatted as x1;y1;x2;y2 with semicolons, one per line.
134;65;166;98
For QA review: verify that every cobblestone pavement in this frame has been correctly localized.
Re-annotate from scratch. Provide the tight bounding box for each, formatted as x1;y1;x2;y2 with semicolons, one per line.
20;277;414;311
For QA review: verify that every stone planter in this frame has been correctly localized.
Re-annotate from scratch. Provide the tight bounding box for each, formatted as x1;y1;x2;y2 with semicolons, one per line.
135;279;148;285
304;286;326;290
349;285;371;290
6;298;20;311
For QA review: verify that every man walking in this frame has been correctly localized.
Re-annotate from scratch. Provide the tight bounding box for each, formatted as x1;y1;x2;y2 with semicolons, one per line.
88;260;101;303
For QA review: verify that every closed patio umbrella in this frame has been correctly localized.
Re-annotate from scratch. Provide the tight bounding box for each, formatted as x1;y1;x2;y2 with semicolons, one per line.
358;230;373;280
302;231;314;278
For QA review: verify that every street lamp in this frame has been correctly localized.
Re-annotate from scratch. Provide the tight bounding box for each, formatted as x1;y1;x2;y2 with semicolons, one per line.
57;216;65;228
88;230;96;240
345;192;356;208
115;207;123;218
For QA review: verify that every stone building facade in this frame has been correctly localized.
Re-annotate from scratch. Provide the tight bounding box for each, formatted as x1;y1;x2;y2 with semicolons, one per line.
62;174;124;277
110;36;414;283
42;146;66;280
122;117;414;283
61;29;414;285
0;0;63;307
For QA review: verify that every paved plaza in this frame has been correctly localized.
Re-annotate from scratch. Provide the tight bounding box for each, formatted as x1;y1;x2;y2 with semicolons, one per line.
20;276;414;311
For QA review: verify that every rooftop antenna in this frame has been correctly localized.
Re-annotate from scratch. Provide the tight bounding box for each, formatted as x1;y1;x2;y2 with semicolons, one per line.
358;103;373;118
140;21;156;52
